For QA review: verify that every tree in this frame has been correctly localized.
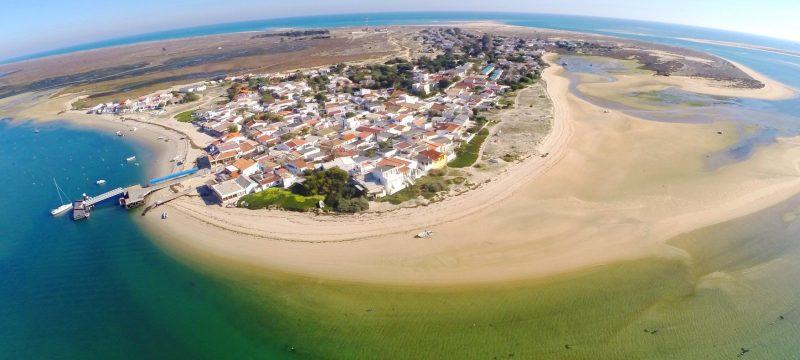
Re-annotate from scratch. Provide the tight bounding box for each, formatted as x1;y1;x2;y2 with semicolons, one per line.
294;168;350;197
226;83;242;101
280;132;295;141
333;63;347;74
481;34;493;53
334;197;369;213
227;124;239;133
183;92;200;102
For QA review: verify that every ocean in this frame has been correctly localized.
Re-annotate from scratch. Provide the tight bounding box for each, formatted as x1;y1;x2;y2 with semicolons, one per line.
2;13;800;359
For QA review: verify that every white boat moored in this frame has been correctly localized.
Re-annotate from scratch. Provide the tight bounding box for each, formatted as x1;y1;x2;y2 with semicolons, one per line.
51;203;72;216
96;179;107;185
51;178;73;216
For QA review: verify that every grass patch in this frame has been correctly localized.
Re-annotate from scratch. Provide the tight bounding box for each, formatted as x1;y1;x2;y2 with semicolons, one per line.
237;188;324;212
175;110;195;123
448;128;490;168
377;176;450;205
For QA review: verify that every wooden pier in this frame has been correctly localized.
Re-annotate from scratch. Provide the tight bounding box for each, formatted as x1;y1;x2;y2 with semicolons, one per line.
85;188;125;206
120;175;196;209
66;169;207;221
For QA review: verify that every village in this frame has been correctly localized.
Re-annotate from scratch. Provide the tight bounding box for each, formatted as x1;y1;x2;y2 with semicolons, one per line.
87;28;547;213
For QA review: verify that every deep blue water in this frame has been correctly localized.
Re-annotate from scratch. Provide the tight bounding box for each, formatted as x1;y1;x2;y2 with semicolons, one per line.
2;13;800;359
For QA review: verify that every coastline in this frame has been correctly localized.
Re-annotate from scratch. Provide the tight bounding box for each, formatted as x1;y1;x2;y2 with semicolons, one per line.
677;37;800;59
0;91;197;180
3;26;799;286
140;56;800;286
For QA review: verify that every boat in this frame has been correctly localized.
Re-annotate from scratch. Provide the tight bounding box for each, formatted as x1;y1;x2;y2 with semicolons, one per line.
126;156;137;162
96;179;107;185
415;230;434;238
34;129;40;134
50;178;73;216
115;131;123;136
131;127;138;132
51;203;72;216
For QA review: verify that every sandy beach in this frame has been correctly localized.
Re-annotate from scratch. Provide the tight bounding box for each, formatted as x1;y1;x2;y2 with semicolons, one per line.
134;55;800;286
3;24;798;286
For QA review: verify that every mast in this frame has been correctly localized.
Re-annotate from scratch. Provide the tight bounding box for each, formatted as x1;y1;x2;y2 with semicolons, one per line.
54;178;65;205
53;178;70;205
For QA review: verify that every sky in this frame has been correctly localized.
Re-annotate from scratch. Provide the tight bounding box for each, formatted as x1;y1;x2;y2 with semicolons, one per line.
3;0;799;60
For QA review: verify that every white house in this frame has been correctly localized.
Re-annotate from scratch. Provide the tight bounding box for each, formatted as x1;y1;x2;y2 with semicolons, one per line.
211;179;246;203
370;166;407;195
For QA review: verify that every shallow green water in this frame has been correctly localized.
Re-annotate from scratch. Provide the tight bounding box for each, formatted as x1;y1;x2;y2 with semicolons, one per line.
3;117;800;359
5;20;800;355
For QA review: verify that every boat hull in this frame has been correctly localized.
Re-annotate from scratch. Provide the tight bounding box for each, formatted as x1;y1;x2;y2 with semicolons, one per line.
50;204;72;216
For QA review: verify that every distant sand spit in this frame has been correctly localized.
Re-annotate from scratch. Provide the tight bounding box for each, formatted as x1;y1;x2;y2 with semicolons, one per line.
142;57;800;285
573;56;796;102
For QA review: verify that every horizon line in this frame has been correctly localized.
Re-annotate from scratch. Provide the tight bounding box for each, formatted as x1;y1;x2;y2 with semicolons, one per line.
3;10;799;66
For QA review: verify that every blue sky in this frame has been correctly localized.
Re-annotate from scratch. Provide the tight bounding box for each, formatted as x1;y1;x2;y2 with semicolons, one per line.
3;0;799;60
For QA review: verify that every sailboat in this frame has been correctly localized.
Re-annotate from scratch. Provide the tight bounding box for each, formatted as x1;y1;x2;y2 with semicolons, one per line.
51;178;73;216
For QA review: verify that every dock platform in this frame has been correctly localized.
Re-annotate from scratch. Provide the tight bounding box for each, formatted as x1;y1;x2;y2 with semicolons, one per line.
65;168;208;221
72;201;90;220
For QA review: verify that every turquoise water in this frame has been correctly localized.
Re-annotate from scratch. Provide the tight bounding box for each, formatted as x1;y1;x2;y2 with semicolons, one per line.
0;120;296;359
2;13;800;359
557;51;800;167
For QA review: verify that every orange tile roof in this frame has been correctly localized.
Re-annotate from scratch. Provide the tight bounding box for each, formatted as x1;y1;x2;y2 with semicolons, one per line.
232;158;257;172
419;149;445;161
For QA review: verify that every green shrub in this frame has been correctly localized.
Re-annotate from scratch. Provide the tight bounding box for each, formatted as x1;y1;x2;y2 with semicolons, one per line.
238;188;324;212
175;111;195;123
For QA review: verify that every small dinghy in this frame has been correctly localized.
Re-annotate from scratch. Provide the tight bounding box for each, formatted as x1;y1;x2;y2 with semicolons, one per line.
415;230;434;239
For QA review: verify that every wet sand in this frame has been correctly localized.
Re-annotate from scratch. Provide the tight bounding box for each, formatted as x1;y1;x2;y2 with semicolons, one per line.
576;56;796;102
